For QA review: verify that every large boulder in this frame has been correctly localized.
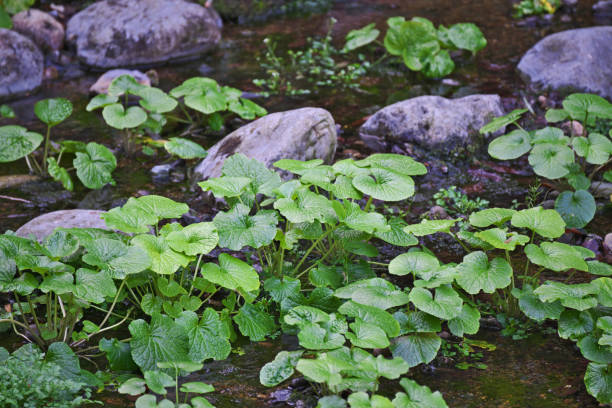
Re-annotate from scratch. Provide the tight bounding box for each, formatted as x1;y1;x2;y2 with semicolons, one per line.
66;0;222;69
12;9;64;52
16;210;107;241
517;27;612;99
359;95;505;157
0;29;44;100
194;107;337;180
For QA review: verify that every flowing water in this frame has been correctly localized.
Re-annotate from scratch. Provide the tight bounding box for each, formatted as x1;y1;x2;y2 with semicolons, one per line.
0;0;609;406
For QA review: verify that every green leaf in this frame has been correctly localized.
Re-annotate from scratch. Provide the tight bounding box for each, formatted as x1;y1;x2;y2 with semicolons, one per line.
102;103;147;129
572;133;612;165
118;377;146;395
74;268;116;304
469;208;517;228
0;8;12;29
409;286;462;319
578;335;612;364
108;75;146;97
185;90;227;115
176;309;231;362
179;382;214;395
374;217;418;247
336;201;389;234
558;310;594;339
233;303;276;341
455;251;512;294
221;153;281;196
102;207;157;234
487;129;532;160
342;285;410;310
532;127;569;145
123;195;189;224
136;87;177;114
199;177;252;198
297;319;346;351
392;378;448;408
132;235;191;275
355;153;427;176
511;207;566;239
554;190;596;228
213;204;277;250
135;395;157;408
165;137;207;160
393;311;441;335
352;168;415;201
390;333;441;368
201;253;260;292
480;109;527;134
34;98;72;126
348;392;394;408
346;318;390;349
589;261;612;276
584;363;612;404
86;94;119;111
45;342;82;382
474;228;529;251
99;338;138;371
447;22;486;52
44;230;79;259
524;242;588;272
448;304;481;337
170;77;219;98
562;93;612;123
512;284;563;322
0;126;43;163
144;370;174;395
528;143;574;179
534;281;598;311
129;314;189;374
166;222;218;256
422;49;455;78
403;219;459;237
338;300;400;337
191;396;216;408
260;350;304;387
274;189;335;224
545;109;569;123
317;396;347;408
344;23;380;51
74;142;117;189
389;251;440;278
593;278;612;307
47;158;73;191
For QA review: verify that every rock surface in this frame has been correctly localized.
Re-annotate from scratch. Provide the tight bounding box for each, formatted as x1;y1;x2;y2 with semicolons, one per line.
194;107;337;180
90;69;151;94
12;9;64;52
594;1;612;23
66;0;222;68
16;210;107;241
0;29;44;100
517;26;612;99
213;0;332;22
359;95;505;156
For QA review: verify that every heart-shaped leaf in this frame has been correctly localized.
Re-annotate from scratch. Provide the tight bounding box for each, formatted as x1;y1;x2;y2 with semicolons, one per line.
175;309;231;362
0;126;43;163
260;350;304;387
352;167;415;201
201;253;260;292
343;23;380;51
512;284;563;322
102;103;147;130
213;204;277;250
524;242;588;272
390;333;441;368
409;286;462;319
511;207;566;239
132;235;191;275
554;190;596;228
233;303;276;341
455;251;512;294
469;208;517;228
34;98;73;126
534;281;598;311
528;143;574;179
447;23;487;52
166;222;218;256
74;142;117;189
474;228;529;251
164;137;207;160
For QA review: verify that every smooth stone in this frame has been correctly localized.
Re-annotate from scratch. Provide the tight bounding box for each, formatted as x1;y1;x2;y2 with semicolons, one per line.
359;94;505;157
194;107;337;180
0;29;44;100
594;1;612;23
0;174;41;190
517;26;612;99
604;233;612;263
592;181;612;198
12;9;64;52
89;69;151;94
16;210;107;241
66;0;222;68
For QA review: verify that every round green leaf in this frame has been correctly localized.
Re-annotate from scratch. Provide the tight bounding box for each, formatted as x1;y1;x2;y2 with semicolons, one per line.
528;143;574;179
469;208;517;228
34;98;72;126
572;133;612;165
488;129;532;160
423;49;455;78
167;222;218;256
448;304;480;337
352;167;415;201
554;190;596;228
165;137;207;160
201;253;260;292
511;207;566;239
338;300;400;337
0;125;43;163
102;103;147;130
456;251;512;294
355;153;427;176
409;286;462;320
447;23;487;52
74;142;117;189
213;204;278;250
136;87;177;114
344;23;380;51
524;242;588;272
585;363;612;404
346;319;390;349
389;251;440;278
132;235;191;275
403;219;459;236
512;284;563;322
474;228;529;251
390;333;442;368
175;309;231;363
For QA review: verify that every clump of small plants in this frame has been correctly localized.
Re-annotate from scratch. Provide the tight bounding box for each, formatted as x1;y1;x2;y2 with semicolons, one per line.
433;186;490;217
513;0;561;18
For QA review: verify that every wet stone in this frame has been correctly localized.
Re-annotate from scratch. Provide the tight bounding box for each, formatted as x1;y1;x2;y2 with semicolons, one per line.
16;209;107;241
0;29;44;100
12;9;64;52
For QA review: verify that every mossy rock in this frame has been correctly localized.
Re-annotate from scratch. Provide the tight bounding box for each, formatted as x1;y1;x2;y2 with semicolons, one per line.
213;0;333;22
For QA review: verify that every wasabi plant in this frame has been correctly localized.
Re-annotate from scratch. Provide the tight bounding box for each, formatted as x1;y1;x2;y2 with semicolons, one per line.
0;97;117;191
345;16;487;78
513;0;560;18
482;93;612;228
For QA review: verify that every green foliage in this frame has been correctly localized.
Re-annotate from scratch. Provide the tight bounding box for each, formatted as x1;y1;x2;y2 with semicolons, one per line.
0;344;97;407
485;93;612;227
433;186;489;216
513;0;561;18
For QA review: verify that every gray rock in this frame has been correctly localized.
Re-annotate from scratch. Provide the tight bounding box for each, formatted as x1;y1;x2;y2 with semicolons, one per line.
16;210;107;241
359;95;505;157
517;27;612;99
604;233;612;263
90;69;151;94
0;29;44;100
12;9;64;52
194;107;337;180
213;0;332;22
594;1;612;23
66;0;222;69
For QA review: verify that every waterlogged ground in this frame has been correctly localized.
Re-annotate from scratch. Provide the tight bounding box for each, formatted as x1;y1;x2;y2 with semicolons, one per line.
0;0;609;407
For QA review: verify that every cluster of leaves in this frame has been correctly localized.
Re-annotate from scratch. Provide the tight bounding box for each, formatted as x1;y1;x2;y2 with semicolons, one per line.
482;93;612;228
253;18;371;96
513;0;560;18
433;186;489;217
0;343;98;407
88;74;266;157
344;17;487;78
0;0;34;29
0;97;117;191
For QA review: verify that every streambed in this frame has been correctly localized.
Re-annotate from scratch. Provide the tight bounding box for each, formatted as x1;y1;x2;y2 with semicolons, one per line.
0;0;610;407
